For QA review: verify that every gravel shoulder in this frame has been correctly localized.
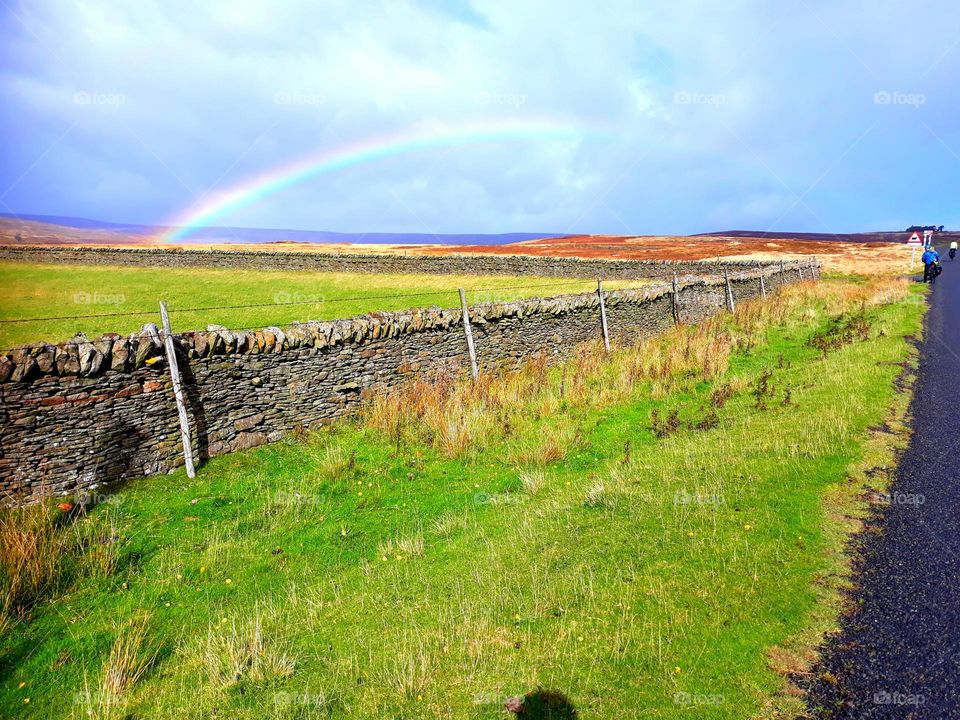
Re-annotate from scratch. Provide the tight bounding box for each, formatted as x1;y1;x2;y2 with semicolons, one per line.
805;271;960;718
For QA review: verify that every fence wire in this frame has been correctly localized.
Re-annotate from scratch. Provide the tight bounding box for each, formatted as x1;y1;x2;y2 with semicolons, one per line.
0;279;633;352
0;279;596;325
0;265;809;353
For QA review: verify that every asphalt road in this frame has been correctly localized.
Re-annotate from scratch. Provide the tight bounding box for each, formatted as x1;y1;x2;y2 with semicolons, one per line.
805;267;960;718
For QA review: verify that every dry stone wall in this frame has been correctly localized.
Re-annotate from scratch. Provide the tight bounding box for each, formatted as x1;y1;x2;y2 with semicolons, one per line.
0;245;805;281
0;259;816;504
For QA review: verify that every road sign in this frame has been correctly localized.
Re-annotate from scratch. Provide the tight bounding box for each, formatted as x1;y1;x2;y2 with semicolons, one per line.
907;231;922;245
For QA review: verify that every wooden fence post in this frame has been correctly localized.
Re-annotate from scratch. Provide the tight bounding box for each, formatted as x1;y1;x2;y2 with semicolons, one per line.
724;268;735;313
159;301;195;478
458;288;479;379
759;272;767;300
779;260;785;288
597;279;611;352
671;273;680;325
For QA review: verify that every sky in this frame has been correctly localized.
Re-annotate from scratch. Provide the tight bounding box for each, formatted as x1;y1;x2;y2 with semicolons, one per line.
2;0;960;237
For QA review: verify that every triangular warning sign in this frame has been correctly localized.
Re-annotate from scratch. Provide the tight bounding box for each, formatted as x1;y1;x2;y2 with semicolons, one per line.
907;231;922;245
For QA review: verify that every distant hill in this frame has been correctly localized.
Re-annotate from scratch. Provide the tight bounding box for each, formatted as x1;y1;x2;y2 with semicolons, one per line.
0;213;561;246
695;230;913;243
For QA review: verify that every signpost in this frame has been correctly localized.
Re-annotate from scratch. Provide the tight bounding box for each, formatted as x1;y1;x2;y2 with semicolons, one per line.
907;231;922;266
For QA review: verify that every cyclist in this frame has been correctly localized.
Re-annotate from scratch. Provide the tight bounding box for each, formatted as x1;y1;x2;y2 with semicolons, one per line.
950;240;957;260
922;246;942;282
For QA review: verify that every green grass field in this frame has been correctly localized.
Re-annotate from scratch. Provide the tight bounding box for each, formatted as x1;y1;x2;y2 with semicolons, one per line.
0;278;924;719
0;262;630;348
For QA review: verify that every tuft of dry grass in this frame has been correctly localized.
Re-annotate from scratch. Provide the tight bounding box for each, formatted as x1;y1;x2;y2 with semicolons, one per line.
76;611;158;720
430;511;470;537
507;423;579;466
379;532;426;559
200;613;296;688
312;445;356;483
102;611;157;697
519;469;546;496
0;501;67;616
584;480;615;509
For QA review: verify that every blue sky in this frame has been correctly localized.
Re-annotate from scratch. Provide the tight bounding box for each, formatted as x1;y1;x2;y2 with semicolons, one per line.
2;0;960;235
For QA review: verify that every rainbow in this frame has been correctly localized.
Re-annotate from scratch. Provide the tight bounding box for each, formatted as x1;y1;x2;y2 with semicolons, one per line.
162;118;606;241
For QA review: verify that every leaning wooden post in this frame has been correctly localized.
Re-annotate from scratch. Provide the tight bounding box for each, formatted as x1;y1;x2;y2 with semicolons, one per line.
159;301;195;478
759;272;767;300
671;273;680;325
458;288;479;379
779;260;785;289
723;267;735;313
597;279;611;353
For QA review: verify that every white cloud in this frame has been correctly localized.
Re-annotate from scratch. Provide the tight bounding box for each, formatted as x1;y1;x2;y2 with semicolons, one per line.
3;0;960;233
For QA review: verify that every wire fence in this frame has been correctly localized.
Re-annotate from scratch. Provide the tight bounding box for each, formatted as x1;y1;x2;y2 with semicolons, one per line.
0;279;639;352
0;262;814;353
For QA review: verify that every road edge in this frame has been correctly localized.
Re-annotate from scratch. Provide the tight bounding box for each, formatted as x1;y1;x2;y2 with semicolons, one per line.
756;290;927;719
